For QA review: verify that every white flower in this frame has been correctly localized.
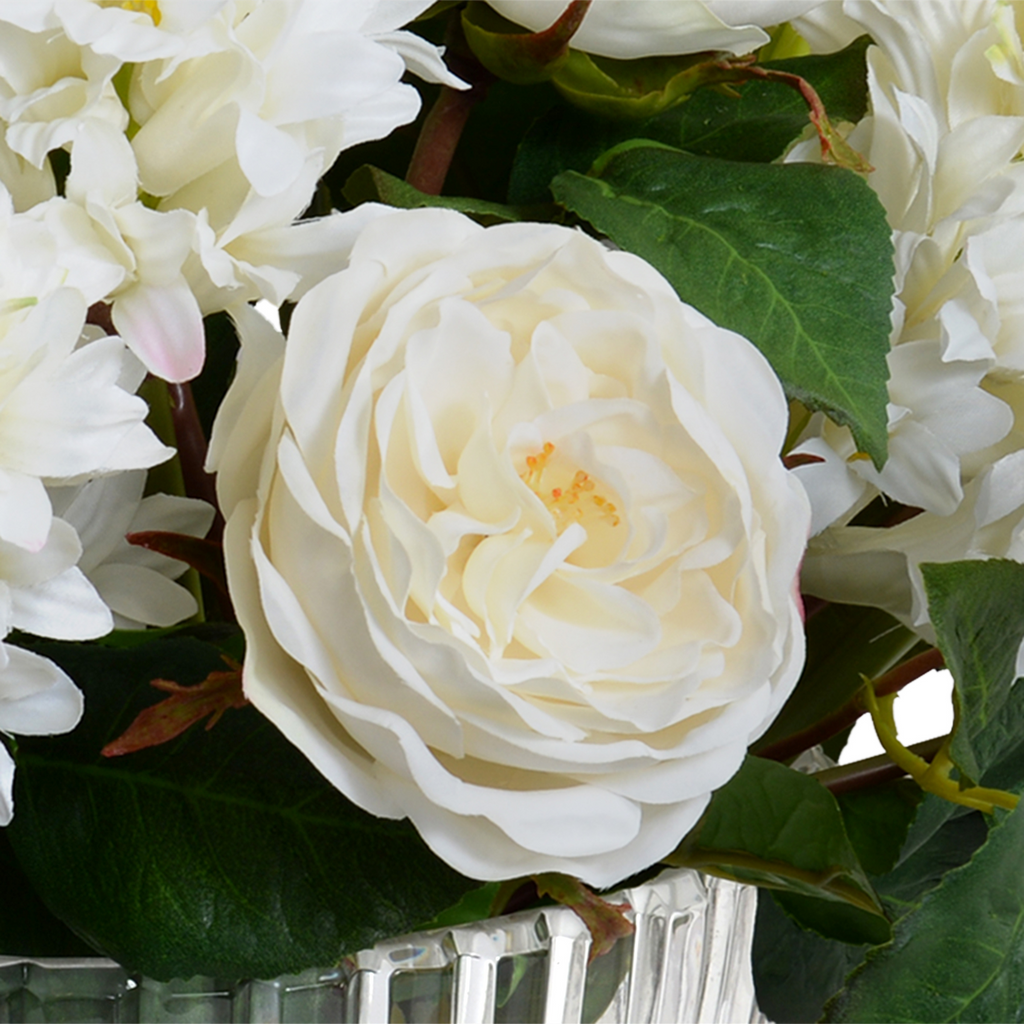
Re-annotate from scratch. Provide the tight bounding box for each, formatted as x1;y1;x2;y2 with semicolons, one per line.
63;120;206;381
1;0;230;63
787;1;1024;634
0;14;125;168
0;645;83;826
49;471;215;630
486;0;827;59
0;0;467;375
209;210;810;886
0;283;171;552
0;514;115;825
127;1;464;204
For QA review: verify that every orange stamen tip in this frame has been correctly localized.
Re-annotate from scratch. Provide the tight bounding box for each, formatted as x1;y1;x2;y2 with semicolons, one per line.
519;443;620;531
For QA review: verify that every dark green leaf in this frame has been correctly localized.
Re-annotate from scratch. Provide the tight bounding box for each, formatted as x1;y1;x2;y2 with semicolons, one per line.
827;801;1024;1023
837;779;923;877
667;756;888;944
668;37;871;162
447;77;560;203
342;164;554;225
923;560;1024;784
753;889;865;1024
194;311;240;440
552;143;894;466
0;810;95;958
508;37;871;204
774;891;889;946
6;637;476;981
754;604;917;756
876;804;988;921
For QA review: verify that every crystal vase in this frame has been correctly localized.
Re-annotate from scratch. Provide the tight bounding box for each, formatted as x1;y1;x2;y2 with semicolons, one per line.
0;868;767;1024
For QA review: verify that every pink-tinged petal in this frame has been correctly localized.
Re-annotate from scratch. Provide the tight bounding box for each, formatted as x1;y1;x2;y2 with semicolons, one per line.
112;278;206;382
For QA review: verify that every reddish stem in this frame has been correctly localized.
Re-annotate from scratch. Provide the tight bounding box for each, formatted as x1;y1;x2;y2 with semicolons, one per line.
713;58;872;172
86;301;116;335
406;87;482;195
167;382;223;543
755;647;946;764
406;15;494;196
815;734;947;796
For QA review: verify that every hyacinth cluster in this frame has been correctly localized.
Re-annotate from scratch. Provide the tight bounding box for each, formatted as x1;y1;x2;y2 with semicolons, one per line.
790;0;1024;642
0;0;461;823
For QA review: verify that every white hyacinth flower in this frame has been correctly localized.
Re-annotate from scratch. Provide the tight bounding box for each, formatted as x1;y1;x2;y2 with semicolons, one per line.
0;514;117;825
0;1;466;377
0;284;172;552
787;0;1024;639
49;471;215;630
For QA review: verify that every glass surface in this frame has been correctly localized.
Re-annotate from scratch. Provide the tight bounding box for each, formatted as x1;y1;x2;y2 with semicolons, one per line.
0;869;769;1023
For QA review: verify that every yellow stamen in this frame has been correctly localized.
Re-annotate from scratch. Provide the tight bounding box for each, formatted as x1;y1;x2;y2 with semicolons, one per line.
101;1;162;26
519;443;620;530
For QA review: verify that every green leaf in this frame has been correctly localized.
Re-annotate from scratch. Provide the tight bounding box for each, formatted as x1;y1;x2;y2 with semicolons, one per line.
773;891;889;946
754;604;917;757
551;143;894;466
923;560;1024;785
668;37;871;162
6;637;476;981
461;1;587;85
876;805;988;920
508;37;871;204
0;818;95;958
550;50;723;120
837;780;923;877
342;164;553;225
753;889;865;1024
827;801;1024;1023
416;882;501;930
666;756;889;944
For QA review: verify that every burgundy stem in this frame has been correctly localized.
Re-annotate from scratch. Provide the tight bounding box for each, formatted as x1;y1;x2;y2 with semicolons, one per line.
815;734;948;796
406;12;494;196
755;647;946;764
167;382;223;543
86;301;116;335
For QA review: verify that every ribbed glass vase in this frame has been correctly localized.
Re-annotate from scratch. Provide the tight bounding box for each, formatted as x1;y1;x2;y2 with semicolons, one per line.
0;868;767;1024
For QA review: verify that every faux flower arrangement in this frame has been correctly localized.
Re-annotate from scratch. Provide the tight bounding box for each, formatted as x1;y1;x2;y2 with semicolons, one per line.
2;1;1024;1021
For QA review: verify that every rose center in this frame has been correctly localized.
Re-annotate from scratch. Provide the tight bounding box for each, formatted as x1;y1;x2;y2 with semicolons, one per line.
520;442;620;533
100;0;162;25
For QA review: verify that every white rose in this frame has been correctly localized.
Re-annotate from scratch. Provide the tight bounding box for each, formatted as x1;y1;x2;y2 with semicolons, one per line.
210;210;810;886
486;0;828;59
